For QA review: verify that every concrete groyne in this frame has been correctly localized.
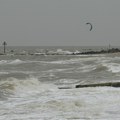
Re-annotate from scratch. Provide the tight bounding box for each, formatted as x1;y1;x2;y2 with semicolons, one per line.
76;82;120;88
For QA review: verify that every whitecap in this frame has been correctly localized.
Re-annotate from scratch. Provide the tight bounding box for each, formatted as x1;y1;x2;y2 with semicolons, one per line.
103;63;120;73
9;59;24;65
0;71;9;75
0;60;8;65
47;49;73;55
56;49;73;55
78;64;96;73
0;76;57;98
58;79;79;84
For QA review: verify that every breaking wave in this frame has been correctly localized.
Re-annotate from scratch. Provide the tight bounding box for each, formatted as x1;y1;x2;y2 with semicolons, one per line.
6;48;81;55
0;59;42;66
0;76;57;100
42;57;97;65
47;49;80;55
0;59;25;65
9;59;24;65
103;63;120;73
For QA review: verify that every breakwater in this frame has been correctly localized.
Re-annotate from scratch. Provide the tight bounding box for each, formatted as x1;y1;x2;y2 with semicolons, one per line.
0;47;120;56
76;48;120;55
76;82;120;88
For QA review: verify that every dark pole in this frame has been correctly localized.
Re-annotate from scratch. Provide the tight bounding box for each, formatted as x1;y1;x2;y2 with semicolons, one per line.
3;41;7;54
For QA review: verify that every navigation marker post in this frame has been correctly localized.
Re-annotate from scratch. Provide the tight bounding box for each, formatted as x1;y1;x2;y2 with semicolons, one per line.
2;41;7;54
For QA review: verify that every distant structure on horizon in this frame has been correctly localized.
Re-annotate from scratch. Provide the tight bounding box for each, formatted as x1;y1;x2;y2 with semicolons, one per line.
2;41;7;54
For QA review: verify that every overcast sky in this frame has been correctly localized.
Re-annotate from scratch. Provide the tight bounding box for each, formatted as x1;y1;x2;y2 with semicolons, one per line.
0;0;120;46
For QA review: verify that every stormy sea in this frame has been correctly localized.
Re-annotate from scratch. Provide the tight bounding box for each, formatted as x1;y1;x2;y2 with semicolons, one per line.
0;46;120;120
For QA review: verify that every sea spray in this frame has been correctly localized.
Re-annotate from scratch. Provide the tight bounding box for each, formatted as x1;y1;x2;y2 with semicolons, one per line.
0;76;57;99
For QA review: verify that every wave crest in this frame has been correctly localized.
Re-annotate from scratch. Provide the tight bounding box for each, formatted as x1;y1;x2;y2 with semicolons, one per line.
0;76;57;100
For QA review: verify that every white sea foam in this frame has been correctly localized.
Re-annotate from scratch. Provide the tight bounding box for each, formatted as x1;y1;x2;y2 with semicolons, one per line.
44;56;106;65
9;59;24;65
0;76;57;98
103;63;120;73
0;59;42;66
58;79;79;84
56;49;73;55
0;59;25;65
0;60;8;64
44;58;84;64
45;68;74;73
76;64;96;73
8;59;39;65
47;49;74;55
0;71;9;74
90;56;120;73
2;87;120;120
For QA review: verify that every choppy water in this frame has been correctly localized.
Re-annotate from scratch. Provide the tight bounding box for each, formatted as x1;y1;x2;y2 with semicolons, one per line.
1;46;120;120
